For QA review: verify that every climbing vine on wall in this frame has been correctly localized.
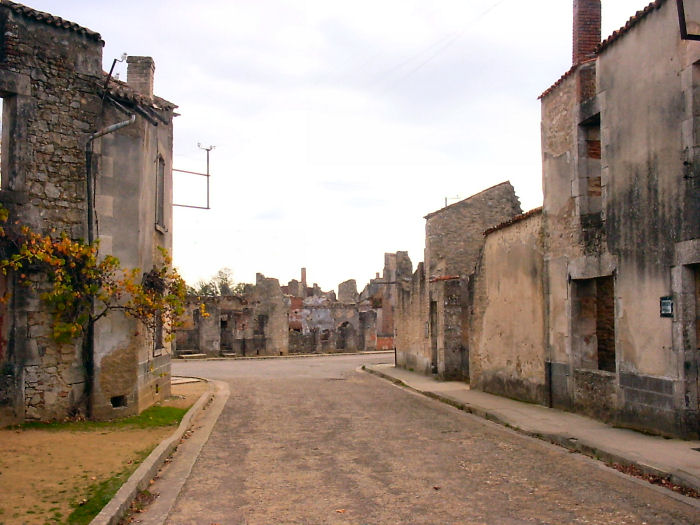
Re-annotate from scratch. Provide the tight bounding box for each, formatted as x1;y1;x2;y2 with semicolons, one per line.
0;205;186;343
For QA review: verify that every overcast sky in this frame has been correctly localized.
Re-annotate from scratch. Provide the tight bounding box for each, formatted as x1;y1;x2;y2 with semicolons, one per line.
30;0;649;292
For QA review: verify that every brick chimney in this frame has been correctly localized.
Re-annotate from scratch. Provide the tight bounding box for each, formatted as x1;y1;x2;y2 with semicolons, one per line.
573;0;601;65
301;267;307;291
126;56;155;97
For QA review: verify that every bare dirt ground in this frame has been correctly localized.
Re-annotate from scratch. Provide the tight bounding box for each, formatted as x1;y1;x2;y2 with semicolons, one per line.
0;380;207;525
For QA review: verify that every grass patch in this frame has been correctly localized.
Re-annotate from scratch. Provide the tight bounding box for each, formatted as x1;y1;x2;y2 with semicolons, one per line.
66;447;153;525
19;405;188;432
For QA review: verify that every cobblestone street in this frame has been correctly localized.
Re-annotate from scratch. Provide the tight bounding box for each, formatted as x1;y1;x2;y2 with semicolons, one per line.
166;355;699;524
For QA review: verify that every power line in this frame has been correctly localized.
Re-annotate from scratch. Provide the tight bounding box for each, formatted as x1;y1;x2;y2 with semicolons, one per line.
374;0;510;95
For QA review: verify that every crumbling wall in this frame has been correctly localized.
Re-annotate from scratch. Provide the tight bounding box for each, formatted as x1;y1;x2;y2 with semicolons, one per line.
250;274;288;356
396;262;431;374
423;182;522;379
338;279;358;304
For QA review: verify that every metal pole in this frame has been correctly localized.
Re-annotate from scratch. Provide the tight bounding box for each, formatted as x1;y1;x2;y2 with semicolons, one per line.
206;148;210;210
197;143;215;210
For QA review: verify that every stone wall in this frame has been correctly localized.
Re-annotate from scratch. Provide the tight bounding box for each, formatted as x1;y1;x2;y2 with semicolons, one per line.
397;181;522;380
0;5;175;424
469;211;546;404
535;0;700;437
396;262;431;374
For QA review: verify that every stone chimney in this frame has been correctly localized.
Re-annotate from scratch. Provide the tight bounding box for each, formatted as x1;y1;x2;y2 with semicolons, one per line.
573;0;601;65
126;56;155;97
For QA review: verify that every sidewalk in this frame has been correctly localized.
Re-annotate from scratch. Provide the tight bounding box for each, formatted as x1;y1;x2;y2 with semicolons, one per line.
364;363;700;496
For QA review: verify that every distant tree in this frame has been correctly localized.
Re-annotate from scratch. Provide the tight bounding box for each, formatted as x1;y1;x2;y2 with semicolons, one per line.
189;267;246;296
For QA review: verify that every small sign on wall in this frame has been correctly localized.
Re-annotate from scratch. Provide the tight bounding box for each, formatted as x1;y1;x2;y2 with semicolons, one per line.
660;296;674;318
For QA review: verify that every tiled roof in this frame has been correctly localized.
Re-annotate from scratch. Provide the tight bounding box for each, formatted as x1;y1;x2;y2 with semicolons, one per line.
598;0;666;53
0;0;102;42
101;74;177;111
540;1;669;100
484;207;542;236
538;57;597;100
538;64;578;100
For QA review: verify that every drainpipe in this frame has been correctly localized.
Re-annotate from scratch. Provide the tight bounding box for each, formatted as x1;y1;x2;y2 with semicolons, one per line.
83;114;136;418
86;115;135;243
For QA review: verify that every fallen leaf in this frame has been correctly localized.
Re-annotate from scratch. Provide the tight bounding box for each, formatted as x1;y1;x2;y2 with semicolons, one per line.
336;509;346;514
433;486;441;490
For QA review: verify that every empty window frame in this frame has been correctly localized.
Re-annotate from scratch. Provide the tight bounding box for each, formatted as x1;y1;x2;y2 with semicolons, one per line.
155;156;165;230
153;313;164;357
572;276;616;372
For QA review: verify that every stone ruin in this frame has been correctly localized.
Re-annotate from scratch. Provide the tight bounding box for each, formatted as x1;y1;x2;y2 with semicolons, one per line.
174;253;412;357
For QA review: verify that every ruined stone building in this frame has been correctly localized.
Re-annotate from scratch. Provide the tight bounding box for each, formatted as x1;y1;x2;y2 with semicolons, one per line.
397;0;700;438
175;256;409;357
177;273;289;358
395;182;522;379
0;2;176;424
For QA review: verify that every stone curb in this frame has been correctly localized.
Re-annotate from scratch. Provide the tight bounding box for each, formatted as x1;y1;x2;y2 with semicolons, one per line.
90;378;216;525
178;350;394;361
362;366;700;502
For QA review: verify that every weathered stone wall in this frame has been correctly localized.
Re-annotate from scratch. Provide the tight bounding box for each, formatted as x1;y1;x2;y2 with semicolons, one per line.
396;262;431;375
469;212;546;404
424;182;521;280
0;6;104;424
537;0;700;436
420;182;522;379
93;67;176;417
0;6;175;424
337;279;358;304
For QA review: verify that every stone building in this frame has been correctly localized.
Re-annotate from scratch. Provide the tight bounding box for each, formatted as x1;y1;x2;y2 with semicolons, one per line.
176;256;408;357
466;0;700;438
0;2;176;424
395;182;522;379
177;274;288;358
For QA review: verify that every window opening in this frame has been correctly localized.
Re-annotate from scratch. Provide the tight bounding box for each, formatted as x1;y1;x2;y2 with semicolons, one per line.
0;97;3;187
578;113;602;218
572;276;615;372
110;395;127;408
694;265;699;352
153;314;164;357
254;314;267;336
155;156;165;229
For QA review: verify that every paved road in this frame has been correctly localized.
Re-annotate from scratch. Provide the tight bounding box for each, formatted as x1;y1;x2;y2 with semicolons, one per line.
168;355;699;524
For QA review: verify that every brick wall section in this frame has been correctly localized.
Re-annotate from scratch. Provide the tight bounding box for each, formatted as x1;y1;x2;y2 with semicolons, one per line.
573;0;601;65
126;56;154;97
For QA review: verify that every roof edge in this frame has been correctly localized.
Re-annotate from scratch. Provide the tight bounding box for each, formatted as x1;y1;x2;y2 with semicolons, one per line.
597;0;667;54
424;181;514;220
484;207;543;236
0;0;103;43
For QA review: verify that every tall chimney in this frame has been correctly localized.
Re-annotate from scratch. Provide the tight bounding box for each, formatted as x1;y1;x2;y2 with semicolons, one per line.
301;267;307;291
126;56;155;97
573;0;601;65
